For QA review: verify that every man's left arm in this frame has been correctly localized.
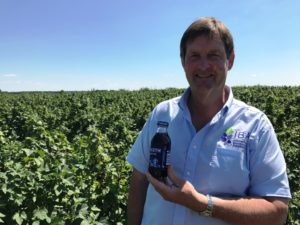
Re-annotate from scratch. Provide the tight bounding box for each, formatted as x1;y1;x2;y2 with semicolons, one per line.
146;166;289;225
211;195;288;225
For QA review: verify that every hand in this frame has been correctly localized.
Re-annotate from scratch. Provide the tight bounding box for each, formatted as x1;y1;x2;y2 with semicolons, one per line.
146;166;206;212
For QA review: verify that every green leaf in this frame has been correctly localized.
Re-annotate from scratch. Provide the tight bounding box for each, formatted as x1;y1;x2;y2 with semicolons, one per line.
34;157;44;167
54;185;62;196
0;212;5;223
61;178;73;186
20;211;27;220
32;221;40;225
33;208;51;223
80;220;90;225
91;205;101;212
22;148;33;156
13;212;23;225
1;184;7;194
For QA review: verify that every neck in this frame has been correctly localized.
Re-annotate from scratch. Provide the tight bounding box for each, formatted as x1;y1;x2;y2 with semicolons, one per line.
187;87;229;131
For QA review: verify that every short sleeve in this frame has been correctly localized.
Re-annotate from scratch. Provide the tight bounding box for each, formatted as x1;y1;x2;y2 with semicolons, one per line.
126;118;151;174
248;118;291;198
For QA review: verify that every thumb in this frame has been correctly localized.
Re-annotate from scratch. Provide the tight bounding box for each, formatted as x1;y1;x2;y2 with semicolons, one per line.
168;166;184;187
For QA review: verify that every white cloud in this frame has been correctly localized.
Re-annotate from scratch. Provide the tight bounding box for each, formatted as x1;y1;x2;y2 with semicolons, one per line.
250;74;257;77
2;73;17;77
0;79;46;92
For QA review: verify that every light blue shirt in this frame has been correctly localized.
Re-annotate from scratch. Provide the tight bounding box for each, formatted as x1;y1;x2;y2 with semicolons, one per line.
126;87;291;225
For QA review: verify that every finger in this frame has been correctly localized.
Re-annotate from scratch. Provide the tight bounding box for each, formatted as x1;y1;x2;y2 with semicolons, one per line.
145;172;157;184
146;172;179;202
146;172;165;189
146;172;171;194
165;176;174;186
168;166;184;187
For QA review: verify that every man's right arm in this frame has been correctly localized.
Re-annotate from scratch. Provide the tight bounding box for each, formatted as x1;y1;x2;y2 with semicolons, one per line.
127;168;149;225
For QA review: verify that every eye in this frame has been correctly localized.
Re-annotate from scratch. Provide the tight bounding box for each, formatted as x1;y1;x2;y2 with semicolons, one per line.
208;53;220;58
188;53;200;60
208;52;223;61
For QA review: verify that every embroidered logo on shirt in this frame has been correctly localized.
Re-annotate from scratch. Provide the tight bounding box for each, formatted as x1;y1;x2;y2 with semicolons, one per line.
221;127;250;149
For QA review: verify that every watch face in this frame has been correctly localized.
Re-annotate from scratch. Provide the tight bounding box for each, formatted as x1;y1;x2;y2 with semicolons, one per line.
200;208;212;217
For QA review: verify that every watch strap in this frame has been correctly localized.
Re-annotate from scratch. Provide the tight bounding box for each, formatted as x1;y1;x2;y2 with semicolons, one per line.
199;194;213;217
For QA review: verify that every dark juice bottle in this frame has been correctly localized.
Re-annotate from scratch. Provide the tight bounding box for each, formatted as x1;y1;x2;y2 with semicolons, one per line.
149;121;171;180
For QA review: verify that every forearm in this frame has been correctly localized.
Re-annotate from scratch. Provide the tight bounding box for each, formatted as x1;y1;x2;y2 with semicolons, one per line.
146;167;289;225
127;193;145;225
127;169;149;225
201;194;289;225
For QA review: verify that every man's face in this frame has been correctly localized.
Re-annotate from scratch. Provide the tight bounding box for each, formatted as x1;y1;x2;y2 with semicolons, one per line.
182;34;234;98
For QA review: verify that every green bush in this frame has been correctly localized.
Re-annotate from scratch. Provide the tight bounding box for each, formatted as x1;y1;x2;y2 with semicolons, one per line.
0;87;299;224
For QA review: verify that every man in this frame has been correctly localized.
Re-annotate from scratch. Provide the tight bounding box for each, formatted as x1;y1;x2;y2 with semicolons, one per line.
126;17;291;225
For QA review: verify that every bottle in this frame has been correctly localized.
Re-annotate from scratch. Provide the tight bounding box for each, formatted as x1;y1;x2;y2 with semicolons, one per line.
148;121;171;180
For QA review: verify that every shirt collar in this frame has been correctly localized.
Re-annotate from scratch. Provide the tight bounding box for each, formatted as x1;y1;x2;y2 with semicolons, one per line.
222;85;234;116
178;85;234;117
178;87;191;111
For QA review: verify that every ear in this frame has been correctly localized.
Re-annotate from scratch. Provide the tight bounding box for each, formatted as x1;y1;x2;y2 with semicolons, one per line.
181;56;185;68
227;50;235;70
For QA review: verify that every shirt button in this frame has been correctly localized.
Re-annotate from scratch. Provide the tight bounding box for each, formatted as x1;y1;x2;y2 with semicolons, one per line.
186;171;191;176
193;145;197;149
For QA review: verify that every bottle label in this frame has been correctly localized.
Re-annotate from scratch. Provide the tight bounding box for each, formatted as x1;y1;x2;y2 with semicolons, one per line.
166;150;171;166
150;148;161;153
149;147;166;169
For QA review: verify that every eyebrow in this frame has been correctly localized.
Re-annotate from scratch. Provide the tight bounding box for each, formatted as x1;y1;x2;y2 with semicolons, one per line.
187;49;223;55
209;49;222;54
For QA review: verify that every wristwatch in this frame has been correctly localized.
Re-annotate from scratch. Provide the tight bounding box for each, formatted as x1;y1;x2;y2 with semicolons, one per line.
199;194;213;217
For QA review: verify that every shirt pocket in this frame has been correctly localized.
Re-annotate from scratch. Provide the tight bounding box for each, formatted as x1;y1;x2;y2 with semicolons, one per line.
215;147;245;170
208;147;249;196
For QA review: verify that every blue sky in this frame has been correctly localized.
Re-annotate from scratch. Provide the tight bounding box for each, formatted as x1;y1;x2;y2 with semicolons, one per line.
0;0;300;91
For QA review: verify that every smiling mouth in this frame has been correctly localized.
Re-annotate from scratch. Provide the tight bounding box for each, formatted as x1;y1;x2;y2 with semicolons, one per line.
196;74;212;78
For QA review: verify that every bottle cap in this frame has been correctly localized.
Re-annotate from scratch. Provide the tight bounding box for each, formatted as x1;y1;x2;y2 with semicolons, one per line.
157;121;169;127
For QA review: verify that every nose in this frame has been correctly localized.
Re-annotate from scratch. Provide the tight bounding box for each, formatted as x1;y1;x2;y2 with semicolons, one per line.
197;57;210;71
